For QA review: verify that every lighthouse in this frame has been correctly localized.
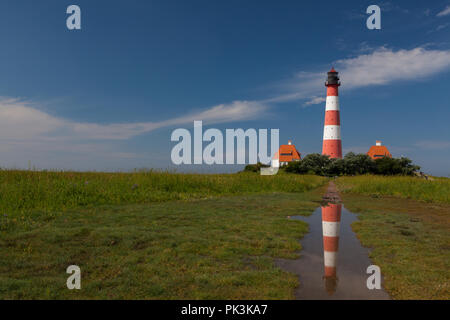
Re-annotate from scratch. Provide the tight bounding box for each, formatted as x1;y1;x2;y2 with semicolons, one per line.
322;68;342;159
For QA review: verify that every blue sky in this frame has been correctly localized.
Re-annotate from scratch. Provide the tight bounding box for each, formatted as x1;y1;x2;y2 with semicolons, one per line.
0;0;450;175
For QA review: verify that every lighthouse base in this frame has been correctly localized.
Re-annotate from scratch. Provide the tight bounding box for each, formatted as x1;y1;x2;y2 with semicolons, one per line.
322;140;342;159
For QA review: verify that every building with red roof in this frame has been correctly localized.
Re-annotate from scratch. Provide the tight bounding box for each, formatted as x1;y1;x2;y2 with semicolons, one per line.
367;140;392;160
272;140;301;167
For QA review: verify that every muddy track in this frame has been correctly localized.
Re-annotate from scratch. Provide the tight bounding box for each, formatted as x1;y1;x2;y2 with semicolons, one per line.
322;181;341;203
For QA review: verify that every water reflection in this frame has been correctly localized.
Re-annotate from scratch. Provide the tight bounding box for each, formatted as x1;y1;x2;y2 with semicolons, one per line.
275;204;390;299
321;203;341;295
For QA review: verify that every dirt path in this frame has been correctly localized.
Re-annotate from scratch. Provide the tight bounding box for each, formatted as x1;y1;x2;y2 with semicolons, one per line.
322;181;341;203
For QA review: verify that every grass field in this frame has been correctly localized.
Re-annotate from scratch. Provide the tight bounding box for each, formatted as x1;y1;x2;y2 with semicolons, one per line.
341;192;450;300
0;191;324;299
0;170;328;299
0;170;327;226
1;170;449;299
335;175;450;204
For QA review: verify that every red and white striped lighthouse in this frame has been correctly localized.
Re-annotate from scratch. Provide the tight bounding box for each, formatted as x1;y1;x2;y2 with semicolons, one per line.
322;68;342;159
321;203;342;295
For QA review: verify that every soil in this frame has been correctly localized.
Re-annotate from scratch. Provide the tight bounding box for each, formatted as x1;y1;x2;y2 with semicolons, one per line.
321;181;342;203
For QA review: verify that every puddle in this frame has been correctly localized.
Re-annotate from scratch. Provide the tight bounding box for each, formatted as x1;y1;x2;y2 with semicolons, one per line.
276;203;390;300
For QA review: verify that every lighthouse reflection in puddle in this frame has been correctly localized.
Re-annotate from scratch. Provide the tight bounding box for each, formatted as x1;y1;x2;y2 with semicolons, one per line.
321;203;341;295
276;203;390;299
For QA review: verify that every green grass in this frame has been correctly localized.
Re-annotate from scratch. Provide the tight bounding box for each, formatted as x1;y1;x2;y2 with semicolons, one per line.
335;175;450;204
0;170;327;299
0;169;327;224
337;175;450;299
3;170;448;299
342;193;450;300
0;192;323;299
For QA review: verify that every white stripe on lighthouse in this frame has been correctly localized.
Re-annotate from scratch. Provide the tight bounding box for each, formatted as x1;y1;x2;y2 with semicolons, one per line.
323;125;341;140
325;96;340;111
324;251;337;267
322;221;340;237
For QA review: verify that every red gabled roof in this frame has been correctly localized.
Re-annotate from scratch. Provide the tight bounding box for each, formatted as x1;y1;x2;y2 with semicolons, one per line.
273;144;301;162
367;145;392;159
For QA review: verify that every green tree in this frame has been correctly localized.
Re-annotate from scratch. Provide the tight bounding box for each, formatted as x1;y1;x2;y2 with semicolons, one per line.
373;157;420;175
243;162;270;173
297;153;332;176
283;153;419;177
343;152;375;175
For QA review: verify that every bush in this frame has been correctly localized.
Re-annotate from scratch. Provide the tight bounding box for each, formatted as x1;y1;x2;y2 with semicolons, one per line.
243;162;270;172
284;153;419;176
373;157;420;175
342;152;376;175
285;154;331;175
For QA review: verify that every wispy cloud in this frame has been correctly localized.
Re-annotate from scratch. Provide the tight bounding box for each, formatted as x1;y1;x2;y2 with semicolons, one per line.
335;47;450;88
0;98;267;141
303;97;326;106
70;100;268;140
377;1;409;14
414;140;450;150
268;47;450;105
436;23;449;31
437;5;450;17
0;98;268;169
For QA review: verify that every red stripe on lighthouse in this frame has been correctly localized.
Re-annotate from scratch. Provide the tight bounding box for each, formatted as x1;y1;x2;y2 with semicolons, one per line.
322;140;342;159
327;86;338;96
324;110;340;125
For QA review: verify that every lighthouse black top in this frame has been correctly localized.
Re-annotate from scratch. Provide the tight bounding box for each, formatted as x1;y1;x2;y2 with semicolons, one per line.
325;68;340;86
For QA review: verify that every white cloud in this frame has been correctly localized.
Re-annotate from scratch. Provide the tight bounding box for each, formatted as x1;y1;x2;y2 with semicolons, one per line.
0;98;65;139
303;97;326;106
436;23;449;31
0;98;267;141
67;101;266;140
336;47;450;88
268;47;450;104
0;98;267;170
437;5;450;17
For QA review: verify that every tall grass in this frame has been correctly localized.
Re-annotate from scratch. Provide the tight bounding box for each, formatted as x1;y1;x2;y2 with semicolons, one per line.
0;170;327;217
336;175;450;204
